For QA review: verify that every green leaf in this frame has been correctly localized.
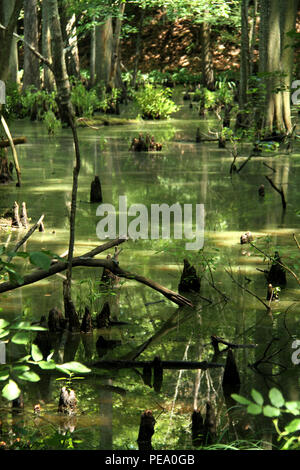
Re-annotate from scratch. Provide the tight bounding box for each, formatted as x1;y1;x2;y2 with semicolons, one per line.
269;388;285;408
12;365;30;373
2;379;21;401
247;403;262;415
0;319;9;329
263;405;281;417
0;369;9;381
11;330;31;345
284;419;300;434
31;344;43;362
58;362;91;374
251;389;264;406
231;394;252;405
38;360;56;370
0;329;9;339
29;252;52;271
18;371;40;382
10;321;46;331
285;401;300;414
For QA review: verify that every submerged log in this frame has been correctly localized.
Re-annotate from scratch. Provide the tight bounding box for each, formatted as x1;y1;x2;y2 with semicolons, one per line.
90;176;103;203
92;359;224;370
58;386;77;415
137;410;156;451
178;259;201;293
0;137;27;148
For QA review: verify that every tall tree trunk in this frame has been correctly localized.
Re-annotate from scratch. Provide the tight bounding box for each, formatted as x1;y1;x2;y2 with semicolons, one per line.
2;0;19;83
23;0;40;91
199;20;214;91
42;0;55;91
47;0;73;124
47;0;80;327
258;0;298;136
131;6;145;89
61;11;80;79
236;0;250;129
109;2;125;90
0;0;23;82
94;16;113;86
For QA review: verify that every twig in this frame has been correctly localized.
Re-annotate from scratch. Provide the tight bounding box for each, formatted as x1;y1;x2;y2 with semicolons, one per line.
0;114;21;186
265;175;286;209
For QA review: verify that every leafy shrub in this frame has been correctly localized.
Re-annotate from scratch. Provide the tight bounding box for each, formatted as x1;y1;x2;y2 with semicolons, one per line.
21;87;59;121
71;81;100;117
43;110;62;135
232;388;300;450
135;84;179;119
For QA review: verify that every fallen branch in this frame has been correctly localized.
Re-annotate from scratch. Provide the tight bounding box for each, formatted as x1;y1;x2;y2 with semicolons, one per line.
91;359;224;370
0;137;27;148
265;175;286;210
0;114;21;186
0;238;193;307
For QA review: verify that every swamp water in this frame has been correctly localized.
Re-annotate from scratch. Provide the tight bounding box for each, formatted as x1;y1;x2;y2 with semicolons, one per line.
0;105;300;450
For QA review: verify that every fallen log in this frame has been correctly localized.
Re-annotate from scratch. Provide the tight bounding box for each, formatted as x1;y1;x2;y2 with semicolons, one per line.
0;242;193;307
0;137;27;148
91;360;224;370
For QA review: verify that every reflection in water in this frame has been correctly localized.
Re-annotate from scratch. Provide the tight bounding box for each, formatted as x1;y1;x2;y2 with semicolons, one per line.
0;111;300;449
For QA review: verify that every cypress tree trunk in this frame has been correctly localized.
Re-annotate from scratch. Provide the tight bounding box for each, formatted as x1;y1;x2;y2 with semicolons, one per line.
258;0;298;136
2;0;19;84
199;20;214;91
23;0;40;91
47;0;73;124
42;0;55;91
236;0;250;129
0;0;23;82
109;2;125;90
94;17;113;86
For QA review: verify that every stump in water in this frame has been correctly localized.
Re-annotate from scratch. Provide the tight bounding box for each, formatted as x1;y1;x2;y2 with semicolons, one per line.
12;393;24;415
63;280;81;332
191;410;204;447
142;364;152;388
153;356;163;393
80;306;93;333
240;231;253;244
58;386;77;415
48;307;66;333
0;153;13;184
137;410;156;451
90;176;103;203
203;402;216;445
11;201;21;228
38;220;45;232
130;133;162;152
222;349;241;395
96;335;121;358
34;315;52;359
196;127;201;143
178;259;201;293
20;202;29;228
267;251;286;287
96;302;111;328
258;184;265;197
